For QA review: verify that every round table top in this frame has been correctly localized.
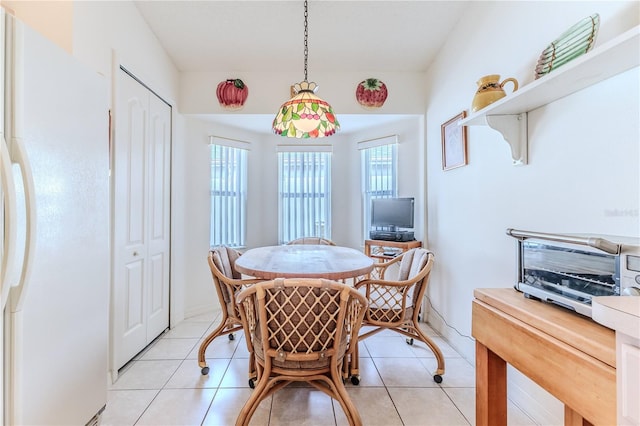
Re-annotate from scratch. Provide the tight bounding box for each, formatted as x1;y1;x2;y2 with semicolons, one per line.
235;245;374;280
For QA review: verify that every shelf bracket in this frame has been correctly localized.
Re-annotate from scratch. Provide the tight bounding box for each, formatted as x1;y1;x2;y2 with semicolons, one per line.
486;114;528;165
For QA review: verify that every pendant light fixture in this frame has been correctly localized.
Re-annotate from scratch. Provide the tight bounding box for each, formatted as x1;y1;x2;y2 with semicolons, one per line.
272;0;340;138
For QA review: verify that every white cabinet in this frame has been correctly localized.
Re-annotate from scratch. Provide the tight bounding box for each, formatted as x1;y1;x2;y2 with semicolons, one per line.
593;297;640;426
460;26;640;165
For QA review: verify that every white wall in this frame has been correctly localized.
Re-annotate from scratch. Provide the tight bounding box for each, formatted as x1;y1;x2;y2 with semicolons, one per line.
71;1;185;325
180;118;274;316
423;1;639;424
72;1;179;104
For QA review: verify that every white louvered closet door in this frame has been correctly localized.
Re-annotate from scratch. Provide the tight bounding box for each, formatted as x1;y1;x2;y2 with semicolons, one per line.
112;68;171;373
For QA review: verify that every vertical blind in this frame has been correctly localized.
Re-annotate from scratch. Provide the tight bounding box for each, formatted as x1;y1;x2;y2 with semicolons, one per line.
210;142;248;248
278;149;332;244
360;137;398;239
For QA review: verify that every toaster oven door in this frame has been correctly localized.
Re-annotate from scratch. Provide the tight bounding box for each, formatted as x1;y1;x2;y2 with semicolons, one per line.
516;241;619;316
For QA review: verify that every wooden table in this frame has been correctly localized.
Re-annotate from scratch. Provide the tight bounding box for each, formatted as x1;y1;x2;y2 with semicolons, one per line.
472;288;616;426
235;245;374;280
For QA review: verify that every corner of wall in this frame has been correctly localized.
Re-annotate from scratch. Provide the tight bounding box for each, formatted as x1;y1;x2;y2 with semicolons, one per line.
423;296;475;362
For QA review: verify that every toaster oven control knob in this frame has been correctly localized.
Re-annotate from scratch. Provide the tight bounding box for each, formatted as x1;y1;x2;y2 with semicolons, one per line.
621;286;640;296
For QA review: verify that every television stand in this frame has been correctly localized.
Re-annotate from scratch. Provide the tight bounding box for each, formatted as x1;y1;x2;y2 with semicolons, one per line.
364;239;422;261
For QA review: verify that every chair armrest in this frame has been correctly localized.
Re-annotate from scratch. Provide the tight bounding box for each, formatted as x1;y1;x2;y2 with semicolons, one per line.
359;253;433;289
355;277;417;290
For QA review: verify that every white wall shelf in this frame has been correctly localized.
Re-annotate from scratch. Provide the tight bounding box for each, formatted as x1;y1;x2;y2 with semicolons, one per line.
460;25;640;165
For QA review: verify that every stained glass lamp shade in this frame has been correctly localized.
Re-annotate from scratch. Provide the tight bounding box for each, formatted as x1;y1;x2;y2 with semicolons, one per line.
272;81;340;138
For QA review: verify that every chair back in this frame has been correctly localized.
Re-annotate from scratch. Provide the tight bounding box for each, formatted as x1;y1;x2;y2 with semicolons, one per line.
360;248;434;324
208;246;243;317
396;248;434;307
237;278;367;365
287;237;336;246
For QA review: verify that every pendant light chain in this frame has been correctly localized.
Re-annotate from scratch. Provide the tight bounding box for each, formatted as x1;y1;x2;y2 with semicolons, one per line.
303;0;308;82
272;0;339;138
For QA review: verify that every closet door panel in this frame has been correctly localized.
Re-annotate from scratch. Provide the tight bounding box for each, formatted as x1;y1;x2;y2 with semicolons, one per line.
113;70;149;370
145;93;171;341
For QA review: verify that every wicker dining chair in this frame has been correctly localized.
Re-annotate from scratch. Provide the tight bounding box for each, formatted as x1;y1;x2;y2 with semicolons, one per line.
352;248;445;384
235;278;368;426
286;237;336;245
197;246;262;383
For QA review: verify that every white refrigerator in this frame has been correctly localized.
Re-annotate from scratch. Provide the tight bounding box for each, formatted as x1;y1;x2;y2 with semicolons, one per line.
0;10;109;426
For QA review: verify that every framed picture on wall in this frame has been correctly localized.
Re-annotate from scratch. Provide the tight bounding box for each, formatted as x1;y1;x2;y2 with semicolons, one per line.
441;111;468;171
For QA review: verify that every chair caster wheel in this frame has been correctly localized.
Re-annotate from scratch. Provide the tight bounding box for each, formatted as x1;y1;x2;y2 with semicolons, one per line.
350;376;360;386
201;366;210;375
248;378;255;389
433;374;443;384
406;338;414;346
228;333;235;341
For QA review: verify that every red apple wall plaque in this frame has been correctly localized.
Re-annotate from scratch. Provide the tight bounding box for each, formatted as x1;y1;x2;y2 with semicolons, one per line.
216;79;248;110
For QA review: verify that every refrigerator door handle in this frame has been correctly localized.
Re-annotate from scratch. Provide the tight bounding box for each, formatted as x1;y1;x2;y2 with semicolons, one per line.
8;136;35;313
0;135;18;310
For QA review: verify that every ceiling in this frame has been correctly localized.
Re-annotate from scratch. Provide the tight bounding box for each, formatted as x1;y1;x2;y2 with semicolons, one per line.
133;0;470;134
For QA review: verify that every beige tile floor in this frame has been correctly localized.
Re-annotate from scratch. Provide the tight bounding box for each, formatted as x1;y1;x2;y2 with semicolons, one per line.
102;312;538;426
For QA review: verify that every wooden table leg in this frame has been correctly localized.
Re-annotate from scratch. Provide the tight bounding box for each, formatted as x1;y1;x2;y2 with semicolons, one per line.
476;340;507;426
564;405;594;426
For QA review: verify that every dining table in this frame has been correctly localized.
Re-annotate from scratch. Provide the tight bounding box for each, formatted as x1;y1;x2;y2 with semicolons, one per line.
235;244;374;281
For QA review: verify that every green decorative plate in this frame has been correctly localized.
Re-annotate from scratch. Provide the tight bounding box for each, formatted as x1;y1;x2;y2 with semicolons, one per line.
535;14;600;79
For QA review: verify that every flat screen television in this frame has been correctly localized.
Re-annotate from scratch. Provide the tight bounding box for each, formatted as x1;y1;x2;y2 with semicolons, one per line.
371;197;414;229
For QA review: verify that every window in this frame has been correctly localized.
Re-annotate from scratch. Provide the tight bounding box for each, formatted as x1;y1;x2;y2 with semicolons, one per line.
210;138;248;248
278;148;332;244
360;136;398;239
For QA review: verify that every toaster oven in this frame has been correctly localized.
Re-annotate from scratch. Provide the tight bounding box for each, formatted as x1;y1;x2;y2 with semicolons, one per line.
507;228;640;318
